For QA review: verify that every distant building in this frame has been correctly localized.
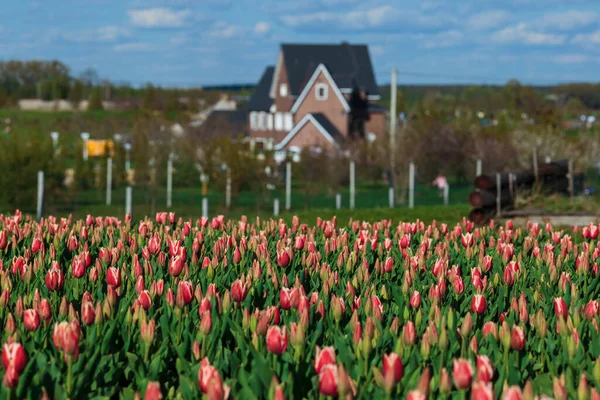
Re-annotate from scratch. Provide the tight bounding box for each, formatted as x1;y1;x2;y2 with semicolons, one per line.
246;42;386;152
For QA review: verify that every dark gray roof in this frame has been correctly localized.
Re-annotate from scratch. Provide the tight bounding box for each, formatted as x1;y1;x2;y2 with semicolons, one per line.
246;66;274;111
311;113;343;143
281;43;378;97
189;110;247;141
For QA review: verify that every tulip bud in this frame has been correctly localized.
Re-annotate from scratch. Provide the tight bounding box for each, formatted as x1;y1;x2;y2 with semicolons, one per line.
192;340;201;361
578;374;589;400
59;296;68;317
553;376;567;400
460;312;473;337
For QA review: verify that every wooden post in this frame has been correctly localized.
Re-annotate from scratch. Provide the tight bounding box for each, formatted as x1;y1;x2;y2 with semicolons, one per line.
476;159;482;177
443;184;449;206
408;162;415;209
106;158;112;206
273;199;280;216
349;161;355;209
202;197;208;218
568;159;574;198
285;161;291;210
388;187;394;208
166;154;173;208
125;186;132;216
36;171;44;221
336;193;341;210
496;173;502;217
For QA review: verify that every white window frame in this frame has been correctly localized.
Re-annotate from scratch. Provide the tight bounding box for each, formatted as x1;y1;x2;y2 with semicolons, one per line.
279;84;288;97
315;83;328;101
267;114;274;130
284;113;293;131
258;112;266;130
250;112;258;130
274;113;283;131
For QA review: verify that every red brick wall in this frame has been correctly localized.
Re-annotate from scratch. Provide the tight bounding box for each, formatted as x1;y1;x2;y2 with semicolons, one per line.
294;71;349;137
365;112;386;139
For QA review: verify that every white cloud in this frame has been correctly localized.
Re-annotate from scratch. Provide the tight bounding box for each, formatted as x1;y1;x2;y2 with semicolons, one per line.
207;21;245;39
371;45;385;56
254;22;270;34
114;42;155;52
418;30;464;48
572;30;600;44
281;6;401;29
63;26;130;43
552;54;591;64
537;10;597;30
492;23;566;45
467;10;511;30
128;8;191;28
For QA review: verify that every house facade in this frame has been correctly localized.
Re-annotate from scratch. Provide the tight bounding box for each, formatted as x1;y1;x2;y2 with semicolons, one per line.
246;43;386;153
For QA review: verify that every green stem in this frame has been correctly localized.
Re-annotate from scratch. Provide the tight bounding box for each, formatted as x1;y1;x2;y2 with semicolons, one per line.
67;357;73;397
504;347;509;377
6;388;11;400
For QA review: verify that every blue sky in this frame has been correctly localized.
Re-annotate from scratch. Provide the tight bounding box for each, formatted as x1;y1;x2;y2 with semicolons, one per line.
1;0;599;87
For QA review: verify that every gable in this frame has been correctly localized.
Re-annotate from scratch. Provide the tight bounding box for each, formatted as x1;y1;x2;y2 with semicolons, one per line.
290;64;350;114
246;66;274;111
274;113;339;150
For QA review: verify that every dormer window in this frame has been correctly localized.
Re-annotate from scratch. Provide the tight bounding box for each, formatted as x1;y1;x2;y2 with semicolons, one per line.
316;83;328;101
279;84;288;97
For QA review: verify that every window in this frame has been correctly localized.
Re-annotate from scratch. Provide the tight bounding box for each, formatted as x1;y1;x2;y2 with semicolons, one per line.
250;112;258;130
267;114;274;130
258;112;266;130
316;83;328;101
279;84;288;97
275;113;283;131
284;113;293;131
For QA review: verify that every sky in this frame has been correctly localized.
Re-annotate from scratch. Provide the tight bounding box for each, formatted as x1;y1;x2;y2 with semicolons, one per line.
1;0;600;87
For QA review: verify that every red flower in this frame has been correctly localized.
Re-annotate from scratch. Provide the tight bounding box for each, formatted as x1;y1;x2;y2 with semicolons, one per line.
402;321;417;346
23;309;40;331
81;300;95;326
452;277;464;294
144;381;162;400
279;288;293;310
384;257;394;273
198;358;219;393
318;364;338;397
276;249;291;268
168;255;184;277
46;262;64;291
475;355;494;382
461;233;474;248
139;290;152;310
314;346;336;374
483;322;498;339
178;281;194;305
382;352;403;385
200;311;212;335
472;381;493;400
2;341;26;374
266;326;288;354
71;256;85;279
231;278;249;302
452;358;473;390
554;297;568;319
53;320;80;361
585;300;599;320
410;291;421;309
502;386;524;400
406;390;426;400
510;325;525;350
399;234;411;249
471;294;486;315
106;267;121;288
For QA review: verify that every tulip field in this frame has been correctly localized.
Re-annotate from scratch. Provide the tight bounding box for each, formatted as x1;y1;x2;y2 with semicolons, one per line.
1;210;600;399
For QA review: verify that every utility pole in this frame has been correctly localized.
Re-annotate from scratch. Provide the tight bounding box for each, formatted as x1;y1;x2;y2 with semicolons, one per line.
389;68;397;204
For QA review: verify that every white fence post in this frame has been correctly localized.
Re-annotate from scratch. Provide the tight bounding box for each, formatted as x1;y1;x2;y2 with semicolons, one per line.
202;197;208;219
225;170;231;209
273;199;280;217
545;156;552;163
443;184;449;206
36;171;44;221
125;186;132;216
496;173;502;217
388;187;394;208
349;161;355;209
336;193;341;210
81;132;89;161
408;162;415;209
106;158;112;206
476;159;482;177
285;162;291;211
167;154;173;208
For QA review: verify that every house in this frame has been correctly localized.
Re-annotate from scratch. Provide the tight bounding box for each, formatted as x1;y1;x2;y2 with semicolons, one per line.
246;42;386;153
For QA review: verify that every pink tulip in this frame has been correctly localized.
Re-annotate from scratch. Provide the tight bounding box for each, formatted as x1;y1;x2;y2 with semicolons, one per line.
452;358;473;390
266;326;288;354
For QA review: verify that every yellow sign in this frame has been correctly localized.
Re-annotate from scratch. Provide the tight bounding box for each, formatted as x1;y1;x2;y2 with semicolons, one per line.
87;140;114;157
